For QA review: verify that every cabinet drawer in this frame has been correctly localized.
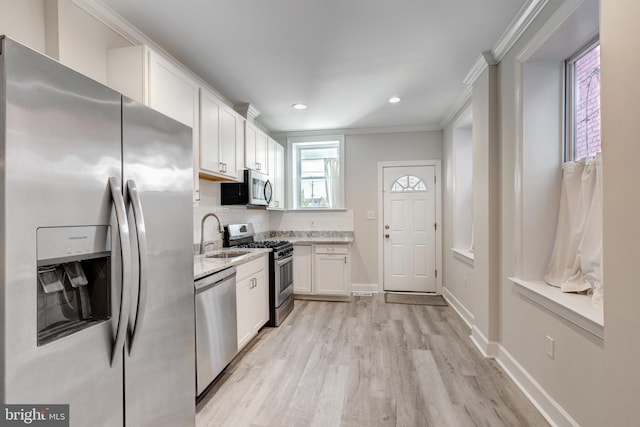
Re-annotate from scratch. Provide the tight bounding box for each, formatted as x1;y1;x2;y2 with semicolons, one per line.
315;245;349;255
236;256;265;281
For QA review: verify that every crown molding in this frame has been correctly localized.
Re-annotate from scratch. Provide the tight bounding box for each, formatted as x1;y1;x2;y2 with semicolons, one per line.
440;85;473;130
234;103;261;120
516;0;585;62
270;123;442;139
72;0;147;46
493;0;551;61
463;51;498;86
442;0;550;128
72;0;239;112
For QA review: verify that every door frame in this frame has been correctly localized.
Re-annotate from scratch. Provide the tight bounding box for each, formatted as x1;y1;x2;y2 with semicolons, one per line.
377;160;442;294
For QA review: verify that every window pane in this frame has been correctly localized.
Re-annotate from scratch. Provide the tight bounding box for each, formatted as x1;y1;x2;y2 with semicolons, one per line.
573;44;601;161
300;178;328;207
289;137;343;209
391;175;426;192
301;159;325;178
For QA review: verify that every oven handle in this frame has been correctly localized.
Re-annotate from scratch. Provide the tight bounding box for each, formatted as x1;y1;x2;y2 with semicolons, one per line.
276;253;293;266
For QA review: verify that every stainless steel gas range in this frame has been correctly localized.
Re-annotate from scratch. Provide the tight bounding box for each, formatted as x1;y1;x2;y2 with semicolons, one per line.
224;224;294;326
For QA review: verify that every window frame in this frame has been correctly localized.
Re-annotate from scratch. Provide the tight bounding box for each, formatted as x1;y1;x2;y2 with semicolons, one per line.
565;37;601;162
287;135;345;210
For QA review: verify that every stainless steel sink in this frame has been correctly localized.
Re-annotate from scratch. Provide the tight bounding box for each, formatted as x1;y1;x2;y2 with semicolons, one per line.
206;250;251;259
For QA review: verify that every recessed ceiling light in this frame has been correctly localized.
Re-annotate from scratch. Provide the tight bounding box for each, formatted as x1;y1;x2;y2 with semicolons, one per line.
389;96;401;104
292;103;307;110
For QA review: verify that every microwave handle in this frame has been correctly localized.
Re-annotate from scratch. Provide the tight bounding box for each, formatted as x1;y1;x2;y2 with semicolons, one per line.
264;180;273;204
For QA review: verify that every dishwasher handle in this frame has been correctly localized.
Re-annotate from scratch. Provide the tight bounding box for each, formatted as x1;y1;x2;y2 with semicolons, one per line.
195;266;236;293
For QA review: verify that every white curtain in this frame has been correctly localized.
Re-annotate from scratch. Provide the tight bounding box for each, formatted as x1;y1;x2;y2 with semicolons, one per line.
544;153;603;304
324;158;339;207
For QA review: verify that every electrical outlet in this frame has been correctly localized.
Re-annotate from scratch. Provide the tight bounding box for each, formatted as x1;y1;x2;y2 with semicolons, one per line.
546;335;555;359
366;210;376;220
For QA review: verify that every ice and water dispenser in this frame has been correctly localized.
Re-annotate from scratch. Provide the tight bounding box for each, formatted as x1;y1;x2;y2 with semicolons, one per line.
36;226;112;345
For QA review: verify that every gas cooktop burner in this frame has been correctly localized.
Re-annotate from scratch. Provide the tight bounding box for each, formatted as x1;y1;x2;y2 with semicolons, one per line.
236;240;289;249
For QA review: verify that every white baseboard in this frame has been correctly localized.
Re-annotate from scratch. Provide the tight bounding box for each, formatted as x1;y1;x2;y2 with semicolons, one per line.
442;287;474;329
495;346;580;427
351;283;381;294
440;291;578;426
470;325;499;358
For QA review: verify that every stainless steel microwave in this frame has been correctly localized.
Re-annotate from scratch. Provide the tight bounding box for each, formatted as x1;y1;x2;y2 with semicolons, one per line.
221;169;272;207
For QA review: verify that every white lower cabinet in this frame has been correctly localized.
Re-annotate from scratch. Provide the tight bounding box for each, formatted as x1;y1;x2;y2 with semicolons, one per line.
293;243;351;300
293;244;313;294
235;255;268;351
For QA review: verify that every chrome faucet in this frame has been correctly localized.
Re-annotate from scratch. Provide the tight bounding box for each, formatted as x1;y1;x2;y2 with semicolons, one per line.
199;212;224;255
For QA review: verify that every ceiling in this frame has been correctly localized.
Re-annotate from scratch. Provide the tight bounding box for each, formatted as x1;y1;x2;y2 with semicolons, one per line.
99;0;527;133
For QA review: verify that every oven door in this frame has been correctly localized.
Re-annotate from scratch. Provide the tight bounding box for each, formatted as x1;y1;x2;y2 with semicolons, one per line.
274;254;293;307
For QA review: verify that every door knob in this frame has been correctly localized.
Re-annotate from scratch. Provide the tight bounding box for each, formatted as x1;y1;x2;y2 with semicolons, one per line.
385;234;390;238
385;225;390;229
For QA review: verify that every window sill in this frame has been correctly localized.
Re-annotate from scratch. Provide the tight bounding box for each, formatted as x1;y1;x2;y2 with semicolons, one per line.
452;248;474;266
509;277;603;340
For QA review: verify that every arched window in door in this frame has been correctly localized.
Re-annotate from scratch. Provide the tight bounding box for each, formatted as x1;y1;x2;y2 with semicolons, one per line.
391;175;427;192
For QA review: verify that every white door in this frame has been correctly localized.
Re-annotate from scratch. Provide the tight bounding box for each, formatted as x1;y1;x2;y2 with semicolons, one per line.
383;165;436;292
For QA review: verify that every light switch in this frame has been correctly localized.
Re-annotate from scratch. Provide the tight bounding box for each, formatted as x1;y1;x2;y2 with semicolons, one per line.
366;211;376;220
545;335;554;359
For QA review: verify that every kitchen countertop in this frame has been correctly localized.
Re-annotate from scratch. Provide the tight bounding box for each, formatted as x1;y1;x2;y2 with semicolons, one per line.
194;248;271;280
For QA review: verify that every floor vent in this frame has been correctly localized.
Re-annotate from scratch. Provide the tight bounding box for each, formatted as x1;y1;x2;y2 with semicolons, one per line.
352;291;373;297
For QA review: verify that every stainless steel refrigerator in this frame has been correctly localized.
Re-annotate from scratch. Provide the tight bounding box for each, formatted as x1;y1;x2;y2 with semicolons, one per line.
0;37;195;426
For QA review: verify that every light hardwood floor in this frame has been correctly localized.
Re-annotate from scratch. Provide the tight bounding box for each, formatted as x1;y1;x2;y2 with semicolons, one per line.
196;294;549;427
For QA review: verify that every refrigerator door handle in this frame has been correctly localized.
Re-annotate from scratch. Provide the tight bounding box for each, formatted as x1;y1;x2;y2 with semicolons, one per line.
109;177;132;366
126;179;148;354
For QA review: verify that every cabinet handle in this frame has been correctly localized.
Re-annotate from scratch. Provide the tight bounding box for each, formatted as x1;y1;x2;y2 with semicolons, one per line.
344;256;347;264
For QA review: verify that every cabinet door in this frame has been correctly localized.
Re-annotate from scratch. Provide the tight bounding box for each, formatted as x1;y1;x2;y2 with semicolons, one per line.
236;276;254;350
293;245;313;294
235;118;245;180
147;51;200;203
267;138;285;209
220;106;238;178
255;130;269;173
148;52;197;128
252;269;269;331
199;89;221;174
275;142;284;208
267;139;277;208
315;253;350;296
245;121;257;170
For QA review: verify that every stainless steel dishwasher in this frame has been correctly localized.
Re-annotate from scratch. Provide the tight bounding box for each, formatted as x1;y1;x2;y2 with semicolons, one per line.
195;266;237;397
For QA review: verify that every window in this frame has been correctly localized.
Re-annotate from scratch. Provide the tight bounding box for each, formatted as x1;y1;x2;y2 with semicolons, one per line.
566;41;601;161
391;175;426;192
288;135;344;209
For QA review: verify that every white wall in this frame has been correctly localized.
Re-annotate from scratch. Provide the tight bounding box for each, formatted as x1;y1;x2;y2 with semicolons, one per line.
345;131;442;287
53;0;131;84
443;104;476;325
0;0;46;53
601;0;640;424
496;1;605;425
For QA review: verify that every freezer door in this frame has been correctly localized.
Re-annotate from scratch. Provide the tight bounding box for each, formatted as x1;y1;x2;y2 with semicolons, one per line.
1;38;125;426
122;98;195;426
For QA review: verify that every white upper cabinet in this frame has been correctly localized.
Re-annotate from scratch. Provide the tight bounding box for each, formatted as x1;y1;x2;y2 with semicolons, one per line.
199;88;243;181
244;121;268;173
267;138;284;209
107;45;201;202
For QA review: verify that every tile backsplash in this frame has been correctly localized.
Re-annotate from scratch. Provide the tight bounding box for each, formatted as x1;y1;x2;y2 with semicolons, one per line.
194;179;354;251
